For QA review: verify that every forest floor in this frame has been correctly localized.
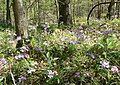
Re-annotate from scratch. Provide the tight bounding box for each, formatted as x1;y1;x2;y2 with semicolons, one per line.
0;19;120;85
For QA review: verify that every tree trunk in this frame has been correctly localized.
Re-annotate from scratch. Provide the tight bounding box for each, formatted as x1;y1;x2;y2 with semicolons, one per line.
6;0;11;27
58;0;72;25
107;0;115;20
12;0;28;48
116;0;120;18
97;1;101;19
38;0;42;25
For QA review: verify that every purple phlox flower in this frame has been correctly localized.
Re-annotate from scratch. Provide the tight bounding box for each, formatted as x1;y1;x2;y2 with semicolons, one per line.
27;68;36;74
102;29;116;35
74;72;80;77
100;60;110;68
111;66;119;73
18;76;26;82
15;54;24;60
47;70;56;78
34;47;42;52
24;53;30;59
76;33;86;40
16;36;22;41
20;46;29;52
15;53;29;60
69;41;80;45
0;58;7;65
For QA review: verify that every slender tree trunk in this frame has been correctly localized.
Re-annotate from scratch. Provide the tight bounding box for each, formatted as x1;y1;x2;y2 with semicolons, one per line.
107;0;115;20
72;0;75;24
38;0;42;25
97;1;101;19
2;0;5;23
12;0;28;48
101;0;103;14
116;0;120;18
6;0;11;27
55;0;59;24
58;0;72;25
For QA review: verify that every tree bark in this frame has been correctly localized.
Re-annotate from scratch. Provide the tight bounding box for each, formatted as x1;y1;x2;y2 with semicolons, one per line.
107;0;115;20
116;0;120;18
6;0;11;27
97;1;101;19
58;0;72;26
12;0;28;48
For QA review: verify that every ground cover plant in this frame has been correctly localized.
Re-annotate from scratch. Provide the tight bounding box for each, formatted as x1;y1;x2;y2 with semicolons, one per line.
1;0;120;84
0;18;120;85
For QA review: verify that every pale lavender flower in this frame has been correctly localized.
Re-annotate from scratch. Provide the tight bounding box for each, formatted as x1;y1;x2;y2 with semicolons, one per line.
15;53;29;60
0;58;7;70
47;70;55;78
102;30;115;35
0;58;7;65
15;54;24;60
111;66;119;73
27;68;36;74
69;41;79;45
20;46;29;52
24;53;30;59
100;60;110;68
34;47;42;52
74;72;80;77
18;76;26;82
16;36;22;41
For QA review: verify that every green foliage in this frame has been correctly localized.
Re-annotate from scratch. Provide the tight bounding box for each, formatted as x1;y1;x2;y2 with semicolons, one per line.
0;23;120;85
1;0;120;84
1;23;120;85
0;20;120;84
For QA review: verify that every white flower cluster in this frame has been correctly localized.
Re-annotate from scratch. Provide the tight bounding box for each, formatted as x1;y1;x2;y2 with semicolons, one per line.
15;53;29;60
47;70;58;78
100;60;119;73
